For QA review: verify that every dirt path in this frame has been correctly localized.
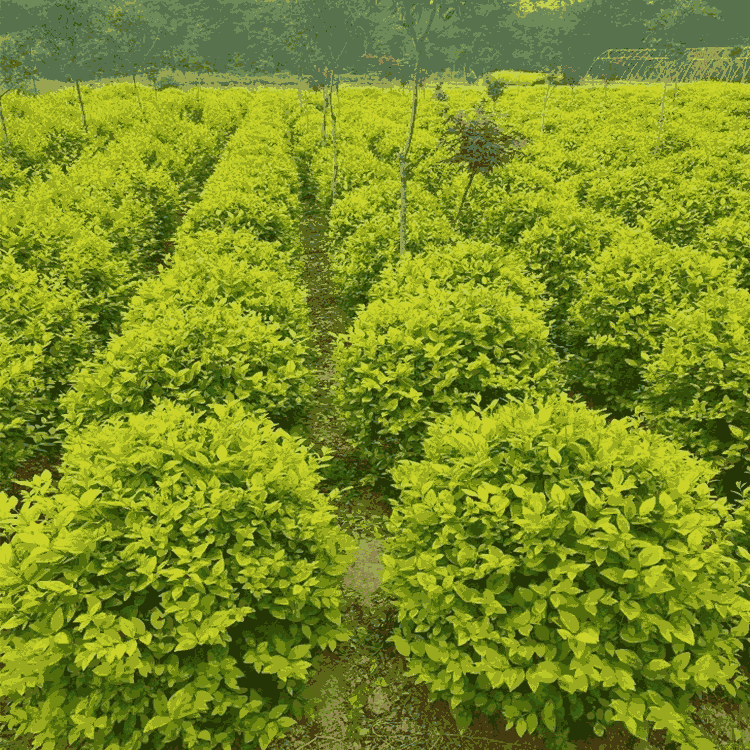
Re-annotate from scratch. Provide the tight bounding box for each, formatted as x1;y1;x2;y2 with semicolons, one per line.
263;184;640;750
265;188;458;750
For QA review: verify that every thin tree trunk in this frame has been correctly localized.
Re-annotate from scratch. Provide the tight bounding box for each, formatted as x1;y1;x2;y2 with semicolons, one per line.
299;73;309;132
540;79;553;133
0;94;10;147
329;70;339;205
454;171;476;228
133;73;144;114
321;73;328;145
398;57;422;256
75;80;88;132
653;79;668;154
397;2;439;255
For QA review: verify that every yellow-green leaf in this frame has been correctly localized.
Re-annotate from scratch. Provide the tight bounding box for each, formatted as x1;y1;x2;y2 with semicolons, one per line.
559;610;579;633
391;634;410;657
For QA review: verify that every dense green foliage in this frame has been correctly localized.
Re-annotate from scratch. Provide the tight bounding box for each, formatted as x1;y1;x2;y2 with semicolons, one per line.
331;281;566;483
4;72;750;750
309;140;396;198
122;228;310;340
0;399;357;750
0;256;100;472
380;392;750;750
369;238;551;317
509;197;627;351
634;286;750;501
696;213;750;292
562;231;740;414
327;177;461;311
0;337;56;482
56;299;317;445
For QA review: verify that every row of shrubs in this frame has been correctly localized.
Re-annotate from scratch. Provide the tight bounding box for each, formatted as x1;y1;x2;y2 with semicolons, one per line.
0;90;363;750
0;86;246;488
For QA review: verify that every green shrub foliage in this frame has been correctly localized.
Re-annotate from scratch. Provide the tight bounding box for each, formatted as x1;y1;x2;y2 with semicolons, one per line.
331;283;566;482
122;247;311;345
1;185;140;331
310;140;396;198
0;338;57;485
452;181;557;244
174;227;305;279
487;159;557;200
637;179;746;251
0;257;102;471
581;161;683;231
351;112;399;157
511;200;627;354
370;120;437;165
697;214;750;291
0;399;357;750
564;231;740;415
328;178;461;311
369;239;552;321
57;301;317;444
633;286;750;495
380;392;750;750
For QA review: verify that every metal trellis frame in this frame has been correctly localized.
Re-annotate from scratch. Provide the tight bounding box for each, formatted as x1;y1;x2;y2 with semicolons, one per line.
584;46;750;85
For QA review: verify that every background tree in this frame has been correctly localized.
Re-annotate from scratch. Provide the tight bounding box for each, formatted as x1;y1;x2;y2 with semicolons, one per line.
0;0;56;38
637;0;721;151
6;0;740;102
0;25;47;92
13;0;128;130
93;0;178;112
156;11;222;82
0;32;47;145
375;0;603;255
5;0;220;102
276;0;408;203
374;0;479;256
540;0;731;85
711;1;750;84
141;0;241;86
459;0;535;78
434;101;528;227
640;0;728;56
704;0;750;47
495;0;581;78
162;0;290;79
